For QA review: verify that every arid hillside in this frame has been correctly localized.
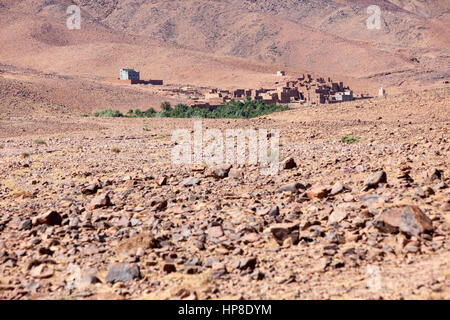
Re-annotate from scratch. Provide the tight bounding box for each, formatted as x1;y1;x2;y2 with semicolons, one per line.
0;0;449;116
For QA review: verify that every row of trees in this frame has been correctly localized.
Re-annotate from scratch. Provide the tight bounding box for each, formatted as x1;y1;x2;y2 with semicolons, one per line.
94;99;288;119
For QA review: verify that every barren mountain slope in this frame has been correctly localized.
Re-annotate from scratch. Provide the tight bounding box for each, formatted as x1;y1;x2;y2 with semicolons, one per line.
0;0;449;116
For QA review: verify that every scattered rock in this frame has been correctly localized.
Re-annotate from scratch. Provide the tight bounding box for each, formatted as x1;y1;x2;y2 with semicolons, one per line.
307;185;330;199
18;219;32;230
207;226;224;238
81;180;101;195
33;211;62;226
282;157;297;170
330;181;345;196
235;257;257;271
328;208;348;225
363;171;387;190
163;263;177;274
278;182;305;193
266;222;299;245
205;164;232;179
105;263;141;283
30;264;54;279
180;177;200;187
373;205;434;237
88;193;112;210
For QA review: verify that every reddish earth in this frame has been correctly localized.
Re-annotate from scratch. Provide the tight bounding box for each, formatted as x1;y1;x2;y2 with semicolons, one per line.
0;0;449;300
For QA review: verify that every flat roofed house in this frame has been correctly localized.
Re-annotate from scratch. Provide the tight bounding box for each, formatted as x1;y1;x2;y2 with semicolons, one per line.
120;68;140;81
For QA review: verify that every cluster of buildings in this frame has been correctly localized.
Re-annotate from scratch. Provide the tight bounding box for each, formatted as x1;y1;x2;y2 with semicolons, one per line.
188;73;355;108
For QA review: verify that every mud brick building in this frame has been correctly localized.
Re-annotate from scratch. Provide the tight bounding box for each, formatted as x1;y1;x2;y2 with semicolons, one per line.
188;73;354;107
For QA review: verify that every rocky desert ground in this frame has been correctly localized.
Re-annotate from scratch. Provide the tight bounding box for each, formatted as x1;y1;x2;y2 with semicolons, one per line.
0;0;449;301
0;87;449;300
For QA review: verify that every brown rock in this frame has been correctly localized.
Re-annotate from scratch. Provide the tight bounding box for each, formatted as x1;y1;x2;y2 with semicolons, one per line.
30;264;54;279
328;208;348;225
228;168;243;179
282;157;297;170
278;182;306;193
207;225;224;238
81;180;101;195
373;205;434;237
105;263;140;283
363;171;387;189
33;211;62;226
241;232;260;243
266;222;299;245
205;164;232;179
330;181;345;196
306;185;330;199
235;257;257;271
157;176;167;186
163;263;177;273
88;193;112;210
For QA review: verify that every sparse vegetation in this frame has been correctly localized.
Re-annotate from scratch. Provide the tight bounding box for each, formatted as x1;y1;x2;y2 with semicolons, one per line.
93;109;124;117
93;100;288;119
341;135;359;144
34;139;47;145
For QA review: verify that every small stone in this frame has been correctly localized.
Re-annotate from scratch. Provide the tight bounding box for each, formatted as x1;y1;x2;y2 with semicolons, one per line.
282;157;297;170
328;208;348;225
88;193;112;210
211;262;227;278
373;205;434;237
81;180;101;195
69;217;80;229
207;226;224;238
205;164;232;179
33;211;62;226
163;263;177;274
363;171;387;189
180;177;200;187
228;168;243;179
150;198;167;211
30;264;54;279
306;185;330;199
266;222;299;245
235;257;257;271
330;181;345;196
278;182;305;193
157;176;167;186
268;206;280;218
429;169;443;182
81;270;101;285
19;219;32;230
105;263;140;283
417;186;435;198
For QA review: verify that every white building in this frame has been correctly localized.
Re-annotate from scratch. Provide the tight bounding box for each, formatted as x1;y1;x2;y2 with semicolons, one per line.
120;68;140;81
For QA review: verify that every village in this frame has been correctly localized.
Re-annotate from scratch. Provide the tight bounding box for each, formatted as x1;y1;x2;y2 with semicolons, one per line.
112;68;370;109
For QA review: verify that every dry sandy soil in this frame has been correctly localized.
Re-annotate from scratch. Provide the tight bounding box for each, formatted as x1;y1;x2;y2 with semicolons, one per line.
0;87;448;300
0;0;449;301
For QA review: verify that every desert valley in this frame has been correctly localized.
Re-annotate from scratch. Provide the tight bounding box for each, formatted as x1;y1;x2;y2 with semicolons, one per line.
0;0;449;300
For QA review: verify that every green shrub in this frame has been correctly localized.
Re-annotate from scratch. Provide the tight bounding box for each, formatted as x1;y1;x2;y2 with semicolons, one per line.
341;135;359;144
161;102;172;111
93;109;124;117
91;99;289;119
34;139;47;145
